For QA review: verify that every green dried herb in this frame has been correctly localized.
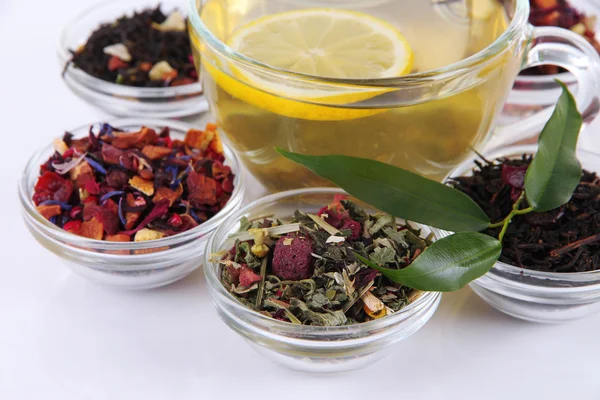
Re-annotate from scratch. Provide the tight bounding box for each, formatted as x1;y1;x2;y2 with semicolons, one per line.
215;198;427;325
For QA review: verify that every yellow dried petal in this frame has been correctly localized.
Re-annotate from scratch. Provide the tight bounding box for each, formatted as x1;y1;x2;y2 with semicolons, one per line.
251;243;269;258
134;228;165;242
248;228;268;246
361;290;385;314
571;22;586;35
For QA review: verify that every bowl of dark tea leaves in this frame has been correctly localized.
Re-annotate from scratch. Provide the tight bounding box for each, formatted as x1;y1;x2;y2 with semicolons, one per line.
203;188;442;373
445;144;600;323
58;0;205;118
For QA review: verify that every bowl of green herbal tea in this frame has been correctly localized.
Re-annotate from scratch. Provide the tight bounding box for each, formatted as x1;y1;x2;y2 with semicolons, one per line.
203;188;442;373
58;0;205;118
444;144;600;323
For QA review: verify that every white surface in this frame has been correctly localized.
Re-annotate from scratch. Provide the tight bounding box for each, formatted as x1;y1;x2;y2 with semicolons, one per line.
3;1;600;399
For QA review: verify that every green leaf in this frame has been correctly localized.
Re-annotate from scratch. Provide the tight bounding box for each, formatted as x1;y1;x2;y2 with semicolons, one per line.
369;247;397;266
355;232;501;292
276;149;490;232
525;81;583;211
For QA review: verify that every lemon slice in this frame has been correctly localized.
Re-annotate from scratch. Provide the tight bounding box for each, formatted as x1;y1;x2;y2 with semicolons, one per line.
204;8;414;121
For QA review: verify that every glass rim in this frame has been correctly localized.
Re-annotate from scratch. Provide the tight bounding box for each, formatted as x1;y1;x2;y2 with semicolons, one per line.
187;0;529;86
441;143;600;283
57;0;203;99
203;186;441;334
19;117;244;253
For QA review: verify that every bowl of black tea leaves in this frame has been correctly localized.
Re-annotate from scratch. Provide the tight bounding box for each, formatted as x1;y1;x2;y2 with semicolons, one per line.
58;0;206;118
440;144;600;323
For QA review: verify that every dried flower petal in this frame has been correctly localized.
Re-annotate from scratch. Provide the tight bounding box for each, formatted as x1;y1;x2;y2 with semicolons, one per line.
52;152;88;175
103;43;132;62
134;228;165;241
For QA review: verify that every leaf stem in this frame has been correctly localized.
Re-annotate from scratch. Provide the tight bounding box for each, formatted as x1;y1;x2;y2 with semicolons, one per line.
497;192;531;243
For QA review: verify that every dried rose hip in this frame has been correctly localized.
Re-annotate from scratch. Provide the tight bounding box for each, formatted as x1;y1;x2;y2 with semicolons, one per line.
32;123;235;242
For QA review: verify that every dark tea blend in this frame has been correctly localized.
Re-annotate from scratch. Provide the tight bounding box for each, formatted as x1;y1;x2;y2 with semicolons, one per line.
451;156;600;273
67;6;197;87
214;197;432;326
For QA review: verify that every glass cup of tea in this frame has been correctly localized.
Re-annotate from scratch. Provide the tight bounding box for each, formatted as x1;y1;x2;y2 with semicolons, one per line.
188;0;600;192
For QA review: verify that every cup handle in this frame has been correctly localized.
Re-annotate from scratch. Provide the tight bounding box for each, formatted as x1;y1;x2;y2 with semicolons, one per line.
490;26;600;149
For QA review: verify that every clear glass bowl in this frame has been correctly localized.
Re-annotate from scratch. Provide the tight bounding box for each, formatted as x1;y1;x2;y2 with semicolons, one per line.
58;0;207;118
18;118;244;290
203;188;441;373
439;144;600;323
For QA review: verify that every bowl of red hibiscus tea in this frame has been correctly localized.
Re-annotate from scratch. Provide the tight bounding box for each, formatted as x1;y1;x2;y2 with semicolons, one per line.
18;118;244;289
203;188;441;372
58;0;205;118
439;144;600;323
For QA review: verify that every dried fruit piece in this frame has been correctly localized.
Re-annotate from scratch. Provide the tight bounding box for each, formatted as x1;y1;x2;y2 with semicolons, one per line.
187;170;217;206
80;217;104;240
36;204;62;219
239;266;262;287
129;175;155;196
33;171;74;206
149;61;177;81
112;127;157;149
272;234;314;280
103;43;132;62
106;233;131;242
153;186;181;207
151;10;186;32
142;145;172;160
108;56;129;71
184;129;215;151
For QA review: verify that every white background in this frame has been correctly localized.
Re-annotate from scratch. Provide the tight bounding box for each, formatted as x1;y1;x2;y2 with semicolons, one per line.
2;0;600;399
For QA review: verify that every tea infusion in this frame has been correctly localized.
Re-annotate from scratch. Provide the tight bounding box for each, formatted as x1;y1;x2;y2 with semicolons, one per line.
192;0;514;190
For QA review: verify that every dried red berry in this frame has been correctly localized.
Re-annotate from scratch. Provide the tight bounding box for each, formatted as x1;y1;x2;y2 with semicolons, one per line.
272;234;314;280
168;213;182;227
33;171;73;206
